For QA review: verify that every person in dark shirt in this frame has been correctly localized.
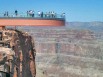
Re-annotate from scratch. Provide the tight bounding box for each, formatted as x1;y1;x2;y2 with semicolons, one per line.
15;10;18;16
41;12;43;18
27;11;29;17
6;11;9;16
4;12;6;16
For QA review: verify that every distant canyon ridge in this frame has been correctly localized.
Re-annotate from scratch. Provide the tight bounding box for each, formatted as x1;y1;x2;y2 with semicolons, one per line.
66;21;103;32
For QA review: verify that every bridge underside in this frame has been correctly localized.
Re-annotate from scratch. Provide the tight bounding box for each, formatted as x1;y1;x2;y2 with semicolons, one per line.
0;18;65;29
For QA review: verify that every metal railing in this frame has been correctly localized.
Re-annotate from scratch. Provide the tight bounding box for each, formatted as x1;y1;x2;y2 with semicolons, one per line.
0;13;65;20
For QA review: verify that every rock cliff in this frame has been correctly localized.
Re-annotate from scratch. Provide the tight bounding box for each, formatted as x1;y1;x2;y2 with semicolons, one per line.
0;29;36;77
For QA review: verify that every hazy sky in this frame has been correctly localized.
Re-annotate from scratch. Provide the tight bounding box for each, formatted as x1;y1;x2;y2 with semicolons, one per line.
0;0;103;22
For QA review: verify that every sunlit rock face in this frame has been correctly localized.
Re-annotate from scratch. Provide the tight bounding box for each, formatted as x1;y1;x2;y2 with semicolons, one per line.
0;29;36;77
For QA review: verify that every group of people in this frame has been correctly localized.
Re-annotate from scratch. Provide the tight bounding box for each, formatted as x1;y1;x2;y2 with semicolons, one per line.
4;10;18;17
26;10;56;18
27;10;65;18
2;10;65;18
27;10;35;17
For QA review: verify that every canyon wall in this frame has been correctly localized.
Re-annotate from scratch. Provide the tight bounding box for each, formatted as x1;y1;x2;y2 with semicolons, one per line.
18;27;103;77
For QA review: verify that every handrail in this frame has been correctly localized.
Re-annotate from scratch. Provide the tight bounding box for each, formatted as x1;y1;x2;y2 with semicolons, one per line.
0;13;65;19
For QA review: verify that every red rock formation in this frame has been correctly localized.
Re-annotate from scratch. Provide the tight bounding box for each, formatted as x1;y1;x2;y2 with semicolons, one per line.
13;30;36;77
0;29;36;77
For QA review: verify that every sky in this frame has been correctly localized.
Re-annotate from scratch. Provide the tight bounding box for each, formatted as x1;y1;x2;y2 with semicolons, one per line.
0;0;103;22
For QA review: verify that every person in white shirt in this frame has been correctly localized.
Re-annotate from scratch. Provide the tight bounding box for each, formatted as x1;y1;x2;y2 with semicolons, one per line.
38;11;41;17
